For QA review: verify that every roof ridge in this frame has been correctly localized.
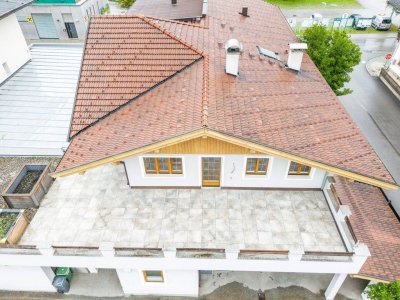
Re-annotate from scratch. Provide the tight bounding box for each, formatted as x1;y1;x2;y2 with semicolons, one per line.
202;56;209;127
138;15;205;57
138;15;209;128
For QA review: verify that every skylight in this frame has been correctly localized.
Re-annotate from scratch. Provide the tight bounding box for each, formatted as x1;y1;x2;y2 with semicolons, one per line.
256;46;280;60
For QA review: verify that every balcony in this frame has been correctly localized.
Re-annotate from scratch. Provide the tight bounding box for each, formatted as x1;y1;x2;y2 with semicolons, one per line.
19;164;349;255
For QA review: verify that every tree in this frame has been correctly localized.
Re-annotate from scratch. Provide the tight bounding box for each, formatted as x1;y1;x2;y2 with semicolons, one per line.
301;25;361;96
116;0;135;9
366;281;400;300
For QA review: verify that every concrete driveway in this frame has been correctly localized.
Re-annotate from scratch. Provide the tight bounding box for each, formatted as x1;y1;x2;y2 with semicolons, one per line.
0;272;366;299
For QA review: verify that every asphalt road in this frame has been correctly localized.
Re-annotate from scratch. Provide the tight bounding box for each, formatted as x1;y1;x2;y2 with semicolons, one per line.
340;34;400;214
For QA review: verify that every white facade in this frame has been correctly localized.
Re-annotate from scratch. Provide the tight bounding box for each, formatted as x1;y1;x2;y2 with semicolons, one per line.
388;41;400;77
0;14;30;83
0;266;55;292
117;269;199;297
123;154;326;188
16;0;108;41
0;242;370;297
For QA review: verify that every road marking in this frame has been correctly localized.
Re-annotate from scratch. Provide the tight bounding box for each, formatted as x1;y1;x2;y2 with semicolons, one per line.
361;61;366;64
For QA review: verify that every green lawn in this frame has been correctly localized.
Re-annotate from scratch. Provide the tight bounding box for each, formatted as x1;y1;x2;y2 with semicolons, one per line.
266;0;362;9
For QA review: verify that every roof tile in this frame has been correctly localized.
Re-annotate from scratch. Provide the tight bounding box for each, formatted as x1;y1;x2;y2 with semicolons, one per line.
58;0;395;186
333;177;400;281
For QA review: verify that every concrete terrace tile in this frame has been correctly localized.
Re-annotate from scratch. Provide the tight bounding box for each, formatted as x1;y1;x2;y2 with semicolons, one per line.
20;165;346;252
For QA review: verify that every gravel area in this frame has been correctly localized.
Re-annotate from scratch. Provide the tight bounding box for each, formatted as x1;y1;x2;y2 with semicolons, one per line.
0;157;60;220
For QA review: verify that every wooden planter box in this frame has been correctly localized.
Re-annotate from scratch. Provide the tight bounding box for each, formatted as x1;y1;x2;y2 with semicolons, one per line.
0;209;29;244
2;164;53;209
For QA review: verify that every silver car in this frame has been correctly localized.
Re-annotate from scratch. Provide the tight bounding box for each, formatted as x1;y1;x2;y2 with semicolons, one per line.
371;15;392;30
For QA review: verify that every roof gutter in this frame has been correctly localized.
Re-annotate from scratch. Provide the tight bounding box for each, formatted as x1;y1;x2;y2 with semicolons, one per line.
51;129;400;190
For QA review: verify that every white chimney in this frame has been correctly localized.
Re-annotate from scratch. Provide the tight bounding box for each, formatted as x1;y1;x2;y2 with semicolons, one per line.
287;43;307;71
225;39;242;76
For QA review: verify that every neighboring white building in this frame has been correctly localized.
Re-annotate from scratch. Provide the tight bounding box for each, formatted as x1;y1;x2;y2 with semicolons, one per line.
15;0;109;41
0;0;33;84
380;39;400;100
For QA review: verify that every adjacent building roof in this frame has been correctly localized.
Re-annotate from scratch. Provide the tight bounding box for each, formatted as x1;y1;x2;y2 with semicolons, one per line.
0;44;83;156
58;0;396;188
128;0;204;20
333;176;400;282
0;0;33;20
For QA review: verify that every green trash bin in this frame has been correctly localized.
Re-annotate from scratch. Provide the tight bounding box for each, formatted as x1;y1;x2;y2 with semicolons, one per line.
55;267;73;282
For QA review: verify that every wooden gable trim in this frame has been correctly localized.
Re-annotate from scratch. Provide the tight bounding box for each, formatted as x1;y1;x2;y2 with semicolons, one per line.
350;274;391;283
148;136;261;154
51;129;399;190
52;129;207;178
206;130;399;190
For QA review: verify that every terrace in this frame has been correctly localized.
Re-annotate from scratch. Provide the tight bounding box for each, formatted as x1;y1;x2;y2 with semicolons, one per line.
19;164;348;254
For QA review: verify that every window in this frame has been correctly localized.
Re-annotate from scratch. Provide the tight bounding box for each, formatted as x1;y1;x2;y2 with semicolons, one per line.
246;158;269;175
288;162;311;175
143;270;164;282
143;157;183;174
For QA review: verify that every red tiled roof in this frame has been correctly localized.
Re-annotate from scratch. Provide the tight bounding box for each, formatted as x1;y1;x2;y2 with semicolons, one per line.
69;15;202;137
58;0;396;186
333;177;400;281
128;0;204;20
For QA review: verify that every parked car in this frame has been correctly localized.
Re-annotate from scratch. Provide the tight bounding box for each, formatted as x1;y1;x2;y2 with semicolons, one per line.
311;13;323;25
350;14;371;30
371;15;392;30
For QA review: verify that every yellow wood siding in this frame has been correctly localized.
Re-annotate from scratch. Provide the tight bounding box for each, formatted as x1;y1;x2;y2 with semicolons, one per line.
148;137;261;154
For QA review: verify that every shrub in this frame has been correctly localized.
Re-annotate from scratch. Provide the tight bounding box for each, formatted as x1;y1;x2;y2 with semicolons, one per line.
366;281;400;300
116;0;135;9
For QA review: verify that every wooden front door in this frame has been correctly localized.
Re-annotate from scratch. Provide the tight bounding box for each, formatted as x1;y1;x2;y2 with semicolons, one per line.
202;157;221;187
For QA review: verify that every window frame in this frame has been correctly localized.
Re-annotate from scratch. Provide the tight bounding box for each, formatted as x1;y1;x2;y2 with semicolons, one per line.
143;157;183;175
143;270;164;283
288;161;311;176
245;157;269;175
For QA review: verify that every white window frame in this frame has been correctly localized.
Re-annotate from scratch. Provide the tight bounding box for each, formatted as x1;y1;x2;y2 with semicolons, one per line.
140;155;185;178
140;270;166;285
242;156;273;180
285;161;315;181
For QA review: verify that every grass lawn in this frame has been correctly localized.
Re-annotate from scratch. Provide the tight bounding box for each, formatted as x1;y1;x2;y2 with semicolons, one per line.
266;0;362;9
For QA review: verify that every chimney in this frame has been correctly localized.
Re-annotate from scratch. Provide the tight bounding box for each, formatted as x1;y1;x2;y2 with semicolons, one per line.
240;7;249;17
171;0;177;5
225;39;242;76
287;43;307;71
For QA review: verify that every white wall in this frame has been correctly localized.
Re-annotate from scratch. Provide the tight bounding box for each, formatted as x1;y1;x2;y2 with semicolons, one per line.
123;155;201;187
123;154;326;189
116;269;198;297
0;266;55;292
223;155;326;188
0;14;30;83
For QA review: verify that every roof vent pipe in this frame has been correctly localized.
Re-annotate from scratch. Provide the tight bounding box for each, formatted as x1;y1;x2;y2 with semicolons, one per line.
287;43;308;71
225;39;243;76
240;7;249;17
171;0;177;5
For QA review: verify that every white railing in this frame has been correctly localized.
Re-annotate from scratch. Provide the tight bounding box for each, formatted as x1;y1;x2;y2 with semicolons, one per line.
0;241;370;276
